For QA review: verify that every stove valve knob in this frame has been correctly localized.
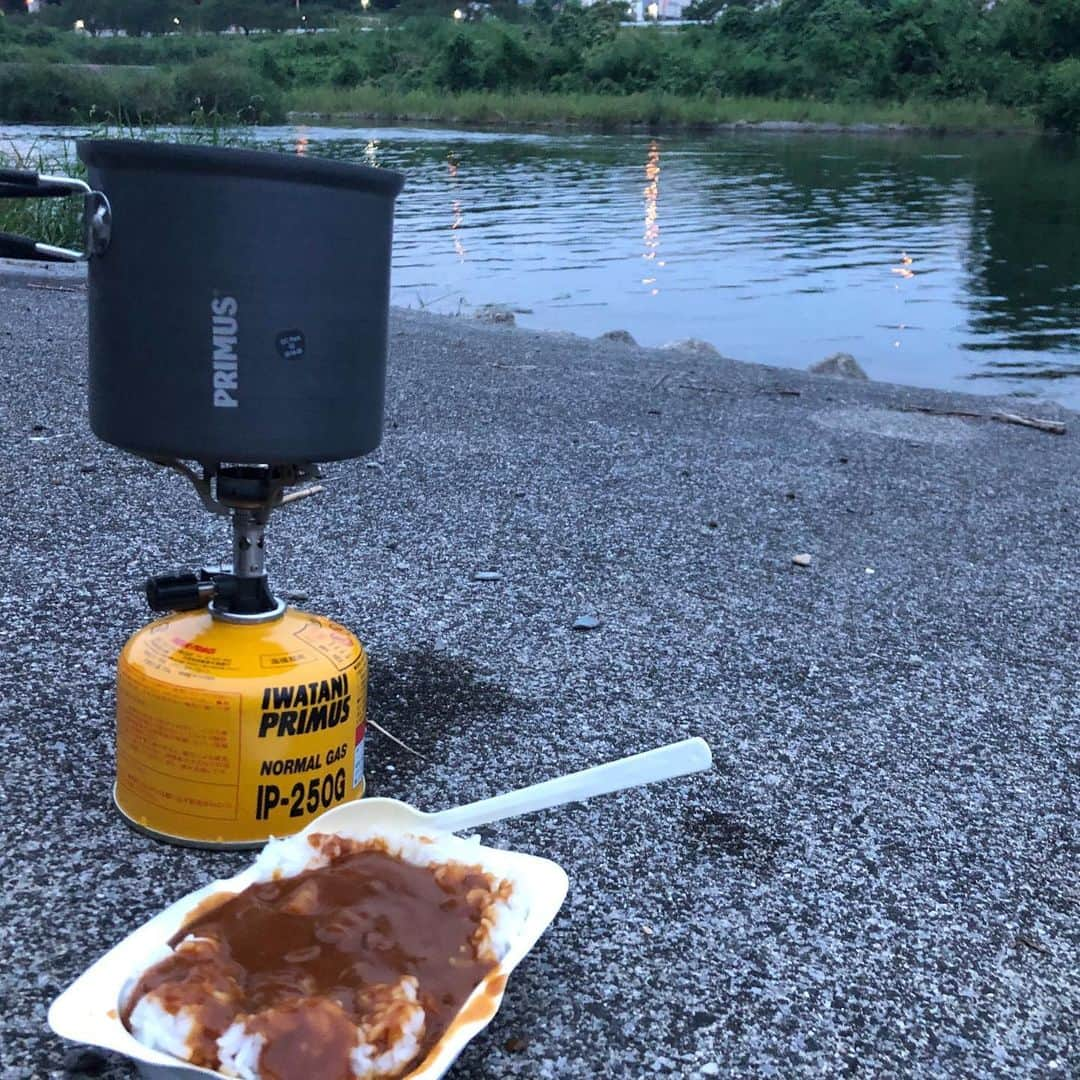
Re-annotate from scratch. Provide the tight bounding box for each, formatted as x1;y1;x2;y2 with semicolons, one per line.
145;571;215;613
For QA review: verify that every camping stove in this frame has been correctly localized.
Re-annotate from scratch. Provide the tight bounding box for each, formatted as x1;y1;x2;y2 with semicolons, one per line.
116;461;369;848
0;139;405;846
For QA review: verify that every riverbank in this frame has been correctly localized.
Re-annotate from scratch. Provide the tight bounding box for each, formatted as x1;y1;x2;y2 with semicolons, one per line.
284;90;1036;135
2;275;1077;1078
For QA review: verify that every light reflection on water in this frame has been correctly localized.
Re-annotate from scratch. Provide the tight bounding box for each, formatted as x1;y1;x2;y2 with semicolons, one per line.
2;122;1078;407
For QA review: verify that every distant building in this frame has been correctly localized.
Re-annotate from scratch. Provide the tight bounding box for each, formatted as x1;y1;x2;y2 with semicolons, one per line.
607;0;692;20
635;0;686;15
521;0;692;19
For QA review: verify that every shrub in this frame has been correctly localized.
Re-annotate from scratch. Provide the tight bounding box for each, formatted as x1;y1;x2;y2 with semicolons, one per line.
0;63;99;123
331;57;364;88
173;58;285;124
1038;58;1080;132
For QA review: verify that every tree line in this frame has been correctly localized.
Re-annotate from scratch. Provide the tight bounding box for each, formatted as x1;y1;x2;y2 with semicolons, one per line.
1;0;1079;131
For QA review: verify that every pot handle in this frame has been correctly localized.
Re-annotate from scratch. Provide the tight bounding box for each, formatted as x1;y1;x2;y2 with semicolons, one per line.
0;230;83;263
0;169;111;261
0;169;90;199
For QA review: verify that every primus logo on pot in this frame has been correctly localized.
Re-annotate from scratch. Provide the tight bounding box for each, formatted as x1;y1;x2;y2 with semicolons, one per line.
212;296;239;408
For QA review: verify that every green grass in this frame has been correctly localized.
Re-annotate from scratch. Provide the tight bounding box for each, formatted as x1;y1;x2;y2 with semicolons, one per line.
0;142;87;253
285;87;1037;133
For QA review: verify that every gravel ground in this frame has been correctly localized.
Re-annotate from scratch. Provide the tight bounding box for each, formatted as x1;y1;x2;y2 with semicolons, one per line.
0;272;1077;1080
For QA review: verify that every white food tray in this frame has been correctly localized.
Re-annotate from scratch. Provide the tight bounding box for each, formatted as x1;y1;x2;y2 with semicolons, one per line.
49;798;569;1080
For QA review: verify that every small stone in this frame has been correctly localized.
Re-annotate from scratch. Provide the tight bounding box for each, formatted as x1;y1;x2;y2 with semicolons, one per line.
700;1064;721;1077
474;305;516;325
865;567;876;575
642;924;654;936
809;352;868;380
792;553;812;567
706;519;718;529
62;1047;108;1075
472;570;503;582
599;329;637;345
661;338;721;358
504;1036;530;1053
572;613;602;631
394;561;409;572
280;590;308;602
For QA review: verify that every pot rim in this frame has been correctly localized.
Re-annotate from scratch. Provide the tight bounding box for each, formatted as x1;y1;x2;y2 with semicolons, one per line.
76;138;405;198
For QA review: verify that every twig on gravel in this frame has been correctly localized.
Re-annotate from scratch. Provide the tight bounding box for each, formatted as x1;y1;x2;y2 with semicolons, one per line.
1016;934;1052;956
678;382;731;394
367;718;428;760
685;587;724;603
992;411;1066;435
897;405;1065;435
28;282;84;293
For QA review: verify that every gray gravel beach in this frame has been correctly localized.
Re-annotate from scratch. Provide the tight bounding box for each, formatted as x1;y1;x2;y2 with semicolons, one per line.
1;272;1077;1079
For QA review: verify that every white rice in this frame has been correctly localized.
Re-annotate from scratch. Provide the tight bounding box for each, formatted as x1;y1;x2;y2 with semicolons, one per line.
128;994;197;1062
350;977;426;1080
217;1024;266;1080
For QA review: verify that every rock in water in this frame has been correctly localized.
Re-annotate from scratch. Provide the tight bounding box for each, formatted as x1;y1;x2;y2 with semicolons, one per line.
661;338;722;358
809;352;868;380
792;553;812;567
599;329;637;345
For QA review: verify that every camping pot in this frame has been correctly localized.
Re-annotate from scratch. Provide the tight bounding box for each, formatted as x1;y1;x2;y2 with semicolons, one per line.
0;140;404;464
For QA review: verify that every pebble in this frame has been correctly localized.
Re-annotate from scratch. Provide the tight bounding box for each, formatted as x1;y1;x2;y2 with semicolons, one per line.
599;329;637;345
472;570;503;581
792;553;812;567
62;1047;108;1075
809;351;869;380
660;337;722;357
474;305;516;325
572;613;602;630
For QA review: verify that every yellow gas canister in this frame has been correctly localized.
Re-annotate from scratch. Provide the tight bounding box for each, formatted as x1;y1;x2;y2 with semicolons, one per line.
115;606;367;847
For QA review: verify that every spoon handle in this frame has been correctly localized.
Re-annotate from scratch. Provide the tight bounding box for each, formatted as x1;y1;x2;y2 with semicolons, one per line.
429;737;713;834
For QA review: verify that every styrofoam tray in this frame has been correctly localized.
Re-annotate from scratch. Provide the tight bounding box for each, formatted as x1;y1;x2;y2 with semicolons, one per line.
48;798;569;1079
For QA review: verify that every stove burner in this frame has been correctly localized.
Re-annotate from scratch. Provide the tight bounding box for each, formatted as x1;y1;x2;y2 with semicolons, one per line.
144;460;323;622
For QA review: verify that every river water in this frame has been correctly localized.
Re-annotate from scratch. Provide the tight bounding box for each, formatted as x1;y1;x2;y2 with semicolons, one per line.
4;122;1079;408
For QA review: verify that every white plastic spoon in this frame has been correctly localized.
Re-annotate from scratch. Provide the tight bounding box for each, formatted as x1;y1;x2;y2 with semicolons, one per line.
430;736;713;832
